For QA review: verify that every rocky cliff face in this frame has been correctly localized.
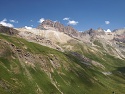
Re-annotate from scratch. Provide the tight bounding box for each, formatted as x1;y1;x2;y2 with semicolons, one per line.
83;28;105;36
37;20;79;38
113;29;125;43
38;20;107;42
0;25;19;35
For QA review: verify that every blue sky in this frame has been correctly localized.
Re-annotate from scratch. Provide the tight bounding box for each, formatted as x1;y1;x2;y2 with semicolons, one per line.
0;0;125;31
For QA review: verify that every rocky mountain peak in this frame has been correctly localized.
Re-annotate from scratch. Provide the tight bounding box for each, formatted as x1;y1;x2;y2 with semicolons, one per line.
84;28;105;36
97;28;104;32
42;19;54;26
37;20;79;37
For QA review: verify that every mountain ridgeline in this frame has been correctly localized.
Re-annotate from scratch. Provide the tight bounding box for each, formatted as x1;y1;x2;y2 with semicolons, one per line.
0;20;125;94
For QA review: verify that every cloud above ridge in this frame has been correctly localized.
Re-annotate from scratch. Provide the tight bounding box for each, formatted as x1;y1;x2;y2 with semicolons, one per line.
25;26;32;29
63;17;70;21
0;18;14;27
63;17;78;25
68;20;78;25
38;18;45;23
10;19;18;23
105;21;110;25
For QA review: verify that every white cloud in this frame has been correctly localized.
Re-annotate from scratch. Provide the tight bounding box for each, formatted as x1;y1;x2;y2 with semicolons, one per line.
63;17;69;21
104;29;111;32
38;18;45;23
63;17;78;25
10;20;15;23
10;20;18;23
0;18;14;27
105;21;110;25
25;26;32;29
68;20;78;25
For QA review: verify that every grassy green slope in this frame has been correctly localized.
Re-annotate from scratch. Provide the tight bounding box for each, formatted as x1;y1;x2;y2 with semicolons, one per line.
0;34;125;94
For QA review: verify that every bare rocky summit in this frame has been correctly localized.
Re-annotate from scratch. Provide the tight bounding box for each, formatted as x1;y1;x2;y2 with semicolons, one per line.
0;25;19;35
37;20;79;38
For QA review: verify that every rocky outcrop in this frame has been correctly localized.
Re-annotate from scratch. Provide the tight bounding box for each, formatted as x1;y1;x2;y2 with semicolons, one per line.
0;25;19;35
113;29;125;43
17;28;64;51
37;20;107;41
37;20;79;38
83;28;105;36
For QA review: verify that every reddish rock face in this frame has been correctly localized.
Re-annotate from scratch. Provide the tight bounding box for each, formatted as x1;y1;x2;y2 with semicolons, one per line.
37;20;106;39
37;20;79;37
